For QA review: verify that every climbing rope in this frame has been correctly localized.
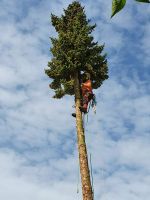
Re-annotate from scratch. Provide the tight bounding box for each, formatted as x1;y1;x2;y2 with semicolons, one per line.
89;153;95;199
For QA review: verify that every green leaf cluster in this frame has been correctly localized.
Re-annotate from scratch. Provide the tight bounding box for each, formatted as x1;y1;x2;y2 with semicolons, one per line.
45;1;108;98
111;0;126;18
111;0;150;18
135;0;150;2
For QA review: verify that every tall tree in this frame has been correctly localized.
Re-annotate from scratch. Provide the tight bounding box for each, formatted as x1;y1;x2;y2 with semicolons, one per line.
45;1;108;200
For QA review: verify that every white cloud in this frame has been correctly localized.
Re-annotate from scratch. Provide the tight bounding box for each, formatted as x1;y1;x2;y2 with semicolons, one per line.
0;0;150;200
0;150;80;200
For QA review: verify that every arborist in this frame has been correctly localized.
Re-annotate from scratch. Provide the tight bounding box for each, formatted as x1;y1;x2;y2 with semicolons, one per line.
72;73;96;117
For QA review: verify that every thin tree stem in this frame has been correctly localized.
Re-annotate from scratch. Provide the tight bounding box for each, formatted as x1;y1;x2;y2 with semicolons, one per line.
74;72;93;200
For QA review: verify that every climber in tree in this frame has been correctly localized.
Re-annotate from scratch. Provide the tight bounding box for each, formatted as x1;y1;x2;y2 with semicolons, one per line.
72;73;95;117
79;73;94;113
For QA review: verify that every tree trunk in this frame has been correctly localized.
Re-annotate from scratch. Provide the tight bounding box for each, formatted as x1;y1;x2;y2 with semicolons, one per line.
74;72;93;200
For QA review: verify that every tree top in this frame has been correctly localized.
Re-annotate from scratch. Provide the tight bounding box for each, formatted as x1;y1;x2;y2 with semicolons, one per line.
45;1;108;98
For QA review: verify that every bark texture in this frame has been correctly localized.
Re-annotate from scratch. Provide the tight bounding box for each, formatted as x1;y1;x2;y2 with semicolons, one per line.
74;72;93;200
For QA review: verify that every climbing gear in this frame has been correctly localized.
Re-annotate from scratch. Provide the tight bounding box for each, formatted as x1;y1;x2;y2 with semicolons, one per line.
82;92;96;113
91;94;97;114
81;91;93;112
79;106;87;113
89;153;94;199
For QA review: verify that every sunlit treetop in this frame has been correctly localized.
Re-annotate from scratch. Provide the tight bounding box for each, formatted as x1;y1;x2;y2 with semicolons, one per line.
45;1;108;98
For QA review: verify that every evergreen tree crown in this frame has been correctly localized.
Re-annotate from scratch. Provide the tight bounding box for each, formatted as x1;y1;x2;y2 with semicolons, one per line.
45;1;108;98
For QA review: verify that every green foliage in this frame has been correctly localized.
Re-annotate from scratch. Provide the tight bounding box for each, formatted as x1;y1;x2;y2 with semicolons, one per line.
111;0;126;18
111;0;150;18
45;1;108;98
135;0;150;2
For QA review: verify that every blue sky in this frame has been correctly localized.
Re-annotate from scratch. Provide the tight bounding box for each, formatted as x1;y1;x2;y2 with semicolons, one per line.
0;0;150;199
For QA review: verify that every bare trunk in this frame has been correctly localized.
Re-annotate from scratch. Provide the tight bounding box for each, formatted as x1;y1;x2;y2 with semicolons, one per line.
74;72;93;200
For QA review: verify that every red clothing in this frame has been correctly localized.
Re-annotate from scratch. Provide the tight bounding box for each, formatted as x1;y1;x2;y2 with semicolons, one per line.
81;80;93;112
81;80;92;96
